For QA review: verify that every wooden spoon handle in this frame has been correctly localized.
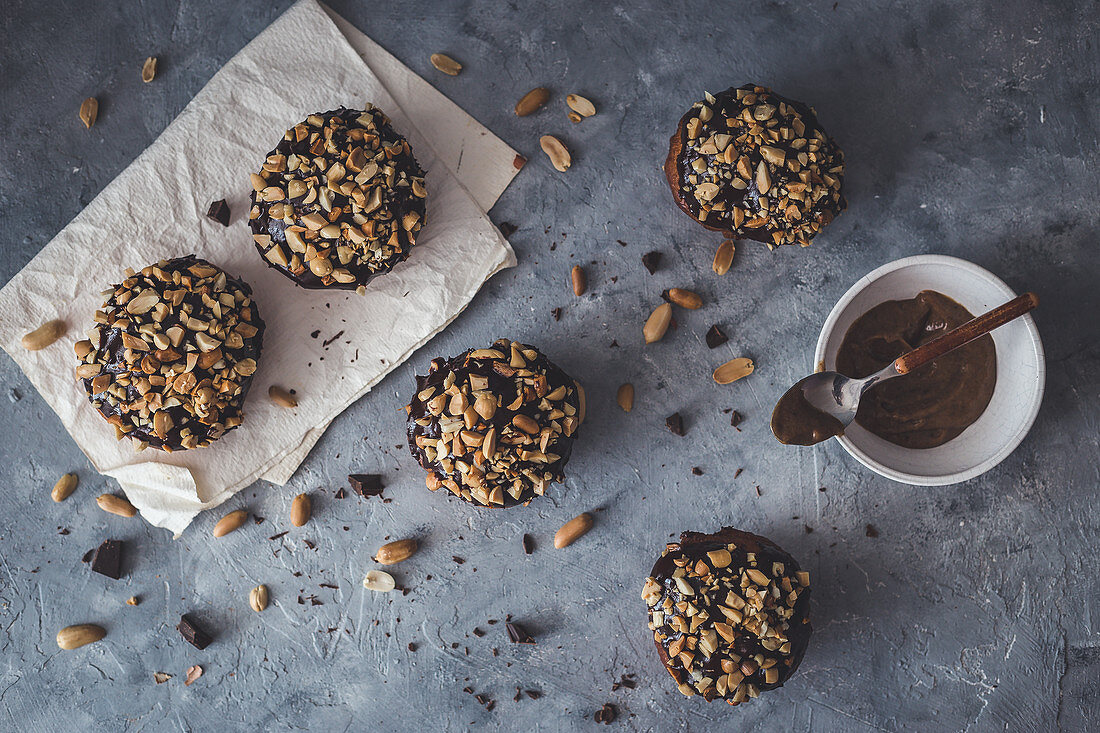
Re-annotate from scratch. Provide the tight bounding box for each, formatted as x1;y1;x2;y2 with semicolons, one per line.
893;292;1039;374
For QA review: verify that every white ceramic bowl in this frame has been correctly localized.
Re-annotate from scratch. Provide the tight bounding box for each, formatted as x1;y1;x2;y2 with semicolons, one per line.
815;255;1045;486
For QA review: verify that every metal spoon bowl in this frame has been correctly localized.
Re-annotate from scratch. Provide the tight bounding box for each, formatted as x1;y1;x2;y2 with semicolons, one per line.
771;292;1038;446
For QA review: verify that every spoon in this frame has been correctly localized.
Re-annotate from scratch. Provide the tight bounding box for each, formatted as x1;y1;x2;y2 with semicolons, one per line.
771;292;1039;446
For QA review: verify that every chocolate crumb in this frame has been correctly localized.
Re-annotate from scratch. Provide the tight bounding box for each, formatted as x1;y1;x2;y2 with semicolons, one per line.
525;690;541;699
551;307;562;321
498;222;517;238
506;622;536;644
89;539;123;580
463;686;474;694
310;330;320;338
705;324;728;349
268;531;289;541
522;534;534;554
206;199;230;227
408;642;417;652
473;627;486;637
865;524;879;538
730;410;742;428
692;467;703;476
641;251;661;274
594;703;617;724
804;524;814;534
452;555;465;564
616;240;627;247
334;488;347;499
734;467;743;479
514;688;522;702
322;330;345;348
348;473;384;498
177;614;213;650
755;485;762;497
665;412;685;436
611;673;637;691
81;548;95;563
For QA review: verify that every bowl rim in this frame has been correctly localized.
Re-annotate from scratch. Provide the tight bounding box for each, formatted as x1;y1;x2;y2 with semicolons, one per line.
814;254;1046;486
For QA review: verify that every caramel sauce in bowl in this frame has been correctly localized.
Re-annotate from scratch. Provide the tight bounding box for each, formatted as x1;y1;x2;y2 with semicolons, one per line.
814;256;1044;486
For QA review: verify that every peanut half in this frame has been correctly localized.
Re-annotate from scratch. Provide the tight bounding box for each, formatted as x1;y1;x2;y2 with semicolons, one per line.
21;319;66;351
554;512;594;548
290;493;311;527
643;303;672;344
539;135;571;172
713;357;755;385
212;509;248;537
57;624;106;650
96;494;136;518
515;87;550;116
375;538;418;565
52;473;78;502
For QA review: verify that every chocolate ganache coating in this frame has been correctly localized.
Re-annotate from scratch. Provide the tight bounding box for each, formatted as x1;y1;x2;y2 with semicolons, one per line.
664;84;845;248
75;256;265;451
642;527;812;704
249;106;426;291
406;339;584;507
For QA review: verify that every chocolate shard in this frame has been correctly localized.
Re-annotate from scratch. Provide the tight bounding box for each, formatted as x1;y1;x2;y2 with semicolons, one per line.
177;614;213;650
522;533;534;555
334;487;347;499
90;539;124;580
206;199;230;227
506;621;536;644
348;473;383;498
705;324;728;349
666;412;685;436
642;251;661;275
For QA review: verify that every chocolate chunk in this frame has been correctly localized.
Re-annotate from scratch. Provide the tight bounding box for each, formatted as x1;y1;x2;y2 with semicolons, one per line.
642;251;661;274
498;222;518;238
506;622;536;644
472;627;485;637
665;412;685;436
865;524;879;538
522;533;534;555
594;703;617;724
611;673;637;691
177;614;213;650
90;539;123;580
705;324;728;348
348;473;383;498
206;199;230;227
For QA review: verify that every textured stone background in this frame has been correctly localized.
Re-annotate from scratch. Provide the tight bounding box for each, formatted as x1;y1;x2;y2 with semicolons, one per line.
1;1;1097;731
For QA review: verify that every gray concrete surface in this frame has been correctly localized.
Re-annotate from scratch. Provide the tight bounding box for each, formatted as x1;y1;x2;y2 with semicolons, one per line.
1;1;1098;731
